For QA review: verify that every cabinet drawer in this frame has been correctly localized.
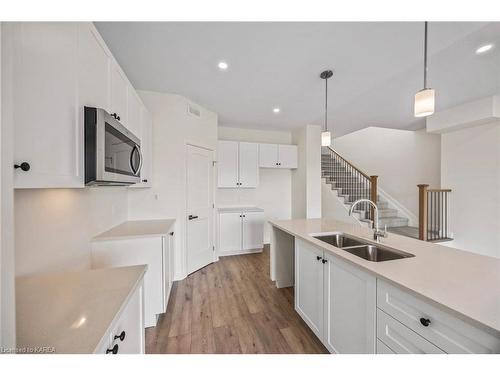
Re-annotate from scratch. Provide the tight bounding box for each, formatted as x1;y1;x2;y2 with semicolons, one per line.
376;339;395;354
377;280;500;353
377;309;444;354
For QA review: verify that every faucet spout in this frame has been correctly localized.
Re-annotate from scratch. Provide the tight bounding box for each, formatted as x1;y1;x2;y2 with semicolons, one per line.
348;198;388;242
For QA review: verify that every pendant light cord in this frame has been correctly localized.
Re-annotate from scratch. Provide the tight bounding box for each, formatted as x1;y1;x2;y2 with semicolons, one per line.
423;21;428;89
325;76;328;132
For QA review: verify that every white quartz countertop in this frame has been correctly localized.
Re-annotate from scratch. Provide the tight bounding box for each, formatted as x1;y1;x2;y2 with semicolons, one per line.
218;206;264;213
93;219;175;241
16;265;146;354
270;218;500;335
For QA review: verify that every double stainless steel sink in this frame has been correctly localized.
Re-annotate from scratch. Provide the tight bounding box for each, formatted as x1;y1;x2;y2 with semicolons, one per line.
312;233;414;262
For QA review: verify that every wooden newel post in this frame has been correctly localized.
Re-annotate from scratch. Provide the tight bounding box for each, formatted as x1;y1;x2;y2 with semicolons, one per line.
418;184;429;241
370;176;378;223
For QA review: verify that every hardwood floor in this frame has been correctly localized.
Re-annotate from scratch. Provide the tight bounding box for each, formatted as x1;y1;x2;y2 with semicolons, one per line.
145;247;328;354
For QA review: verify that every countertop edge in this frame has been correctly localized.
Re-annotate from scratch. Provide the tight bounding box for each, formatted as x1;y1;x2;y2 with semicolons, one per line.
269;219;500;337
92;219;176;241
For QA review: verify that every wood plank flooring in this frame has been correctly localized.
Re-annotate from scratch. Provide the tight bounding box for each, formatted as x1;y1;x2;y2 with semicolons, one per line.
145;247;328;354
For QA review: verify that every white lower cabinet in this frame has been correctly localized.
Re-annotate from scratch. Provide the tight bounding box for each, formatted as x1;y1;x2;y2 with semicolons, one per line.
94;281;145;354
295;239;324;338
294;239;376;353
323;252;376;353
218;210;264;255
91;233;174;328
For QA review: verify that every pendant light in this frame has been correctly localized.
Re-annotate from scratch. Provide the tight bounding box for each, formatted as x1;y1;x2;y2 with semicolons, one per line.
320;69;333;146
414;21;435;117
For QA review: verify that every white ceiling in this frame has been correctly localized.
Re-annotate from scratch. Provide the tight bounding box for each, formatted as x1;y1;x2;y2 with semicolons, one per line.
95;22;500;136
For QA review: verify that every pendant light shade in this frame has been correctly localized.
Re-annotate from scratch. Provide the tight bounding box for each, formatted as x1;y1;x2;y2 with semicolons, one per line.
414;22;435;118
414;88;435;117
321;131;331;147
320;70;333;147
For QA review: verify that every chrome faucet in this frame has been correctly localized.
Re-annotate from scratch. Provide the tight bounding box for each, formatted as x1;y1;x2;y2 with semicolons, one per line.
348;199;388;243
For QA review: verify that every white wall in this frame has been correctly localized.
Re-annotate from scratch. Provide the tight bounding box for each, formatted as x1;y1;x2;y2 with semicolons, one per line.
1;21;17;349
127;91;218;280
14;187;128;276
217;126;292;243
441;121;500;258
332;127;441;218
291;124;322;219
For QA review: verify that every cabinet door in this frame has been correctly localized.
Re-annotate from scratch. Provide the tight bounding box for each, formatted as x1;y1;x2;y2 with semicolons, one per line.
91;237;163;328
218;212;242;253
11;22;83;188
110;63;128;126
278;145;298;169
323;253;376;353
217;141;239;188
295;239;324;338
241;211;264;250
259;143;279;168
130;107;152;188
126;88;142;138
238;142;259;188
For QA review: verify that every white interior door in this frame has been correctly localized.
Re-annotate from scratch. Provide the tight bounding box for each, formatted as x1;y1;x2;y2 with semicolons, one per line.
186;144;214;274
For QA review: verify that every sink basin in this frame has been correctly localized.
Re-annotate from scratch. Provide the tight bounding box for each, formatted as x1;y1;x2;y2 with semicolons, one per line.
342;244;414;262
312;233;366;248
312;232;414;262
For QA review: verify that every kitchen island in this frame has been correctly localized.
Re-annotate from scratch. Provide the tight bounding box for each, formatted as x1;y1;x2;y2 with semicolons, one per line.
270;218;500;354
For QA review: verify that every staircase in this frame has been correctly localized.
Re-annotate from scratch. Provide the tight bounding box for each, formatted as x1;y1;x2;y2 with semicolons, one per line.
321;150;409;229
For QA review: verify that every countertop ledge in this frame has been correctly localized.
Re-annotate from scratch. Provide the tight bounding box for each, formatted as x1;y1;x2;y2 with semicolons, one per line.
218;206;264;213
16;265;147;354
92;219;175;241
270;218;500;336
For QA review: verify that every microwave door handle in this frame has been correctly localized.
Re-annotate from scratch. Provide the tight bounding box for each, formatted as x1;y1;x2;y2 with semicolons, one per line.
136;146;143;176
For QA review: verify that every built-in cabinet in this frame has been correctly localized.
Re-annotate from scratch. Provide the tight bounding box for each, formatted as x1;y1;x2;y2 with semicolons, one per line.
259;143;298;169
4;22;152;189
94;282;145;354
91;232;175;328
294;239;376;353
293;238;500;354
218;209;264;255
217;141;259;188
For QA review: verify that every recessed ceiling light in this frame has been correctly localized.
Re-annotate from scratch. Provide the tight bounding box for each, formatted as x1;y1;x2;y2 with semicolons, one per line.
273;108;280;113
476;44;493;54
218;61;228;70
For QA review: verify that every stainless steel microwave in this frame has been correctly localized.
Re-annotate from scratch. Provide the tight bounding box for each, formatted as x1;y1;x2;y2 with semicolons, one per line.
84;107;142;186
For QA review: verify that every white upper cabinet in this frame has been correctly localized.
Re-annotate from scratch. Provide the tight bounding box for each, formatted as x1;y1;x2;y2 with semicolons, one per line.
6;22;150;188
217;140;258;188
258;143;297;169
238;142;259;188
126;88;142;139
278;144;298;169
110;64;128;127
258;143;278;168
217;140;239;188
10;22;83;188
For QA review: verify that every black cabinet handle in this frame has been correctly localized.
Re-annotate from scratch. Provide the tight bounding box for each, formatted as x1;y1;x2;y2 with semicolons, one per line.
322;259;328;264
169;232;174;236
420;318;431;327
142;179;148;183
316;256;322;261
114;331;126;342
14;162;30;172
188;215;198;220
106;344;119;354
117;116;121;121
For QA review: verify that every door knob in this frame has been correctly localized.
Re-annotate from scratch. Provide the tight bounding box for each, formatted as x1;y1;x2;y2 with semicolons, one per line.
188;215;198;220
106;344;119;354
114;331;126;342
419;318;431;327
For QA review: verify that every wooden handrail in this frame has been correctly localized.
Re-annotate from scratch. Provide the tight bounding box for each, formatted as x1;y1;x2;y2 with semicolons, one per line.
427;189;452;193
327;146;371;180
418;184;429;241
